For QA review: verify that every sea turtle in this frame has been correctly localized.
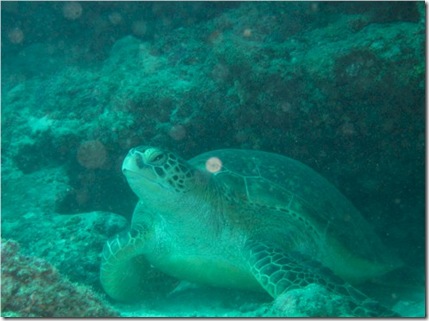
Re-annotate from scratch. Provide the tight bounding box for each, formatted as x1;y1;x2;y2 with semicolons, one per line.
100;146;401;316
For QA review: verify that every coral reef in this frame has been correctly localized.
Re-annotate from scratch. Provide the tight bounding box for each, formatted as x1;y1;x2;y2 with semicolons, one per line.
1;239;118;317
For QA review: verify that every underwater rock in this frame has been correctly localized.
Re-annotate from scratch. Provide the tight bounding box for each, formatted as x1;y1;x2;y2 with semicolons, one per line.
2;167;71;218
2;3;424;233
270;283;349;317
2;211;128;291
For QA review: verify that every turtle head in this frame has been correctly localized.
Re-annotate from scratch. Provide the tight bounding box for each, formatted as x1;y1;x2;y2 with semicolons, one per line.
122;146;205;208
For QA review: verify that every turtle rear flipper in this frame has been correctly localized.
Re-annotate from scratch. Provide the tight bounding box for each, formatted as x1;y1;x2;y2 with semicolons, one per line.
246;241;399;317
100;226;179;302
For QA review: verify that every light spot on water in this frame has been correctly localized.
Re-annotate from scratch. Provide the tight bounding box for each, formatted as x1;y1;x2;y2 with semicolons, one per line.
243;28;252;38
132;20;147;37
77;140;107;169
8;27;24;44
205;157;222;173
108;12;123;25
63;2;83;20
168;124;187;141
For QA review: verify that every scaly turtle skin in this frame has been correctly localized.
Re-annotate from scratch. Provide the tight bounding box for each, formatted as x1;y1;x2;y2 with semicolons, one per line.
100;146;401;316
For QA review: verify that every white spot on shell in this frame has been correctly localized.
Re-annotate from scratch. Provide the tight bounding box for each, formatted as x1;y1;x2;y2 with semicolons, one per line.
205;157;222;173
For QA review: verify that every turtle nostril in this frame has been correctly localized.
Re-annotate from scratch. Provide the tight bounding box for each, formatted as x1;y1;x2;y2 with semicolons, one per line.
135;153;144;169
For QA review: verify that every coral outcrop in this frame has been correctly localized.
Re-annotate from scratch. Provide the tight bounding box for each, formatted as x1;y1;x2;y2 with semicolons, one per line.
1;239;118;317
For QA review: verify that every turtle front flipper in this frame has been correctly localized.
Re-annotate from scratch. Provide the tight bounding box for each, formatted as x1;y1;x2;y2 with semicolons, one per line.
100;225;179;302
245;241;399;317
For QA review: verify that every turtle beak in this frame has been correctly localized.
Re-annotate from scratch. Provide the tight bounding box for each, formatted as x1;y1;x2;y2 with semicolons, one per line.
123;148;144;174
122;153;133;174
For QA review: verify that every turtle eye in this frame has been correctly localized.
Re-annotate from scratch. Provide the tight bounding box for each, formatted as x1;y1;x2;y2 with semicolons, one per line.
148;152;166;165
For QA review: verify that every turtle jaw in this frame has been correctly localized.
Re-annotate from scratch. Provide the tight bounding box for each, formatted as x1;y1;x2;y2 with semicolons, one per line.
122;149;149;177
122;146;154;173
